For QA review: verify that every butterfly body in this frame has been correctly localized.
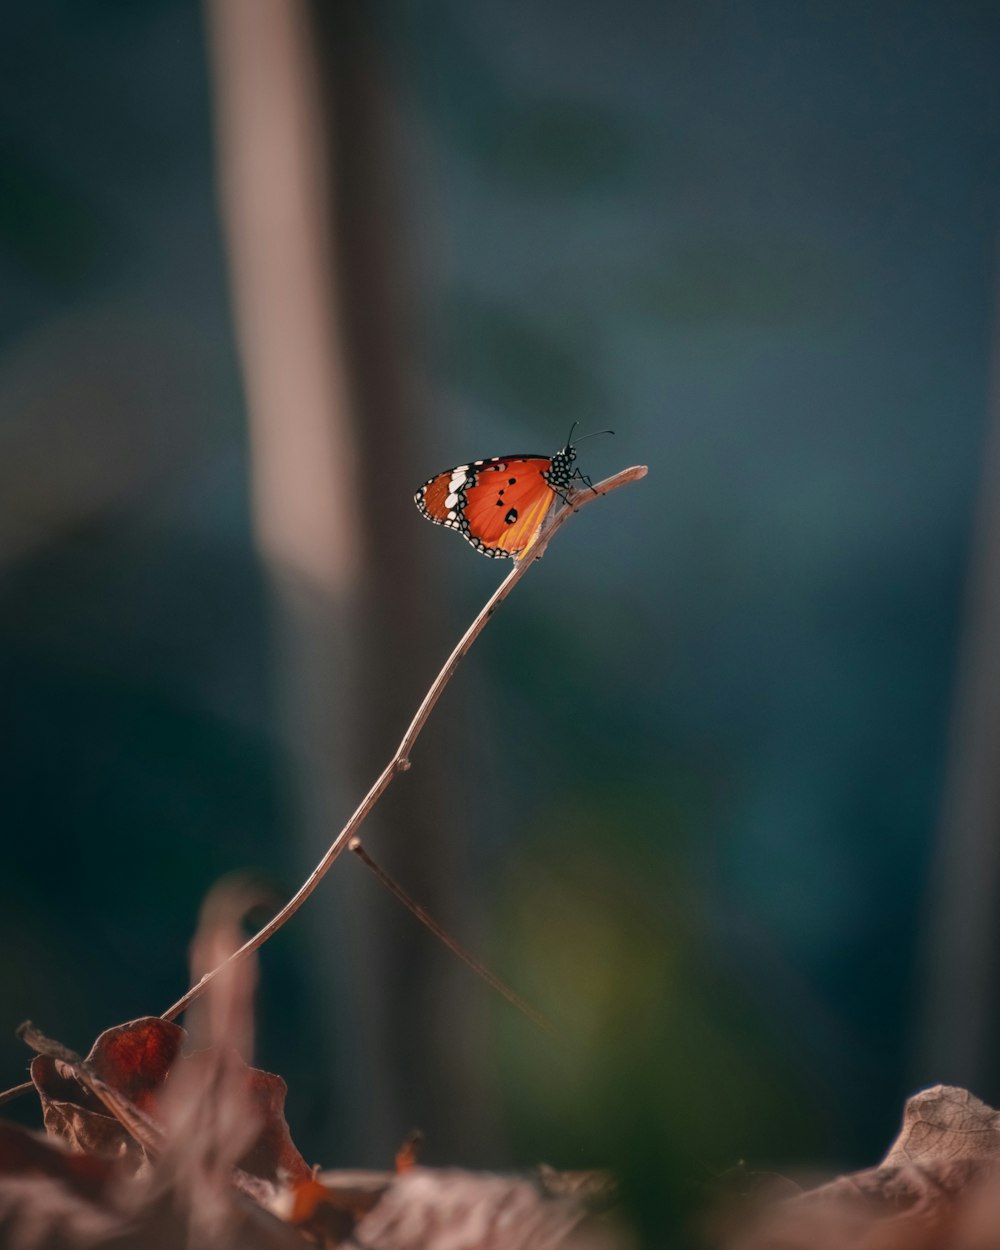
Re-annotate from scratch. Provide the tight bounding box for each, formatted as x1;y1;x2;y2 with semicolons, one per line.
414;444;582;559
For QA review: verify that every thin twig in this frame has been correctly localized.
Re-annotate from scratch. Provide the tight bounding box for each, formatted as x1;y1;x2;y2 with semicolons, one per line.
0;1080;32;1107
160;464;644;1023
0;463;646;1113
349;837;553;1034
164;464;646;1022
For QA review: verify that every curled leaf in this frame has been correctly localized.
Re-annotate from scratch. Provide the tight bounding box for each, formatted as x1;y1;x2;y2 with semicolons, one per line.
881;1084;1000;1167
26;1015;307;1185
716;1085;1000;1250
27;1018;180;1170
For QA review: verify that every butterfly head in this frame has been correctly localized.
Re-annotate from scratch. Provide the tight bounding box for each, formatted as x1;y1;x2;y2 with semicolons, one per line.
550;424;614;492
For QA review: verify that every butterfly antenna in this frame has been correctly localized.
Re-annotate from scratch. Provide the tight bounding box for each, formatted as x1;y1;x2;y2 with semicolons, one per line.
573;428;615;445
564;420;580;450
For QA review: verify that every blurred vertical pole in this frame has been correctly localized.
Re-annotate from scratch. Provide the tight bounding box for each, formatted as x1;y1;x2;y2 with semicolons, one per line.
918;275;1000;1090
203;0;384;1157
205;0;495;1163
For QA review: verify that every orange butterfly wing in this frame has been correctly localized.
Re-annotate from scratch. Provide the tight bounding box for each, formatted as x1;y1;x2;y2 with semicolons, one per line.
417;470;461;523
414;455;557;559
461;459;557;557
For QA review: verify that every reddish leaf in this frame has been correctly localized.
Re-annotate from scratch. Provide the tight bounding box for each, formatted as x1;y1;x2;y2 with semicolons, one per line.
171;1048;309;1184
28;1055;104;1116
8;877;311;1247
29;1018;182;1169
242;1065;310;1184
84;1018;183;1115
0;1122;115;1200
28;1016;308;1186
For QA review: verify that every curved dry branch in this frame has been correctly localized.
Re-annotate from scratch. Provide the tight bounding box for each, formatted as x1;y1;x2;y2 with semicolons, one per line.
159;463;646;1023
0;460;647;1108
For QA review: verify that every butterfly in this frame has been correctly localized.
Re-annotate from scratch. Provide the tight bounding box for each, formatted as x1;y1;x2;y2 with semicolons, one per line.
414;425;611;559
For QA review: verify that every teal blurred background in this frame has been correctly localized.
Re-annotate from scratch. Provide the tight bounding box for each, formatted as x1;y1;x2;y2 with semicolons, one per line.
2;0;999;1233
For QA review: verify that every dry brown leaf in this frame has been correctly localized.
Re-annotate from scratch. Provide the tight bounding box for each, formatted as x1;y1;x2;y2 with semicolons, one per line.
349;1168;631;1250
162;1045;310;1186
535;1165;617;1208
25;1014;308;1186
26;1019;176;1171
881;1085;1000;1168
0;1127;299;1250
717;1085;1000;1250
5;872;635;1249
6;879;312;1248
0;1175;125;1250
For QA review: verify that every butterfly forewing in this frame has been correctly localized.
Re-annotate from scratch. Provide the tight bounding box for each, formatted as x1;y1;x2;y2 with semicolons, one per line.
461;460;558;555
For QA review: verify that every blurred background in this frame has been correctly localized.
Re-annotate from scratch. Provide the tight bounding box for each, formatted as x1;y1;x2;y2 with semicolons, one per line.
2;0;1000;1234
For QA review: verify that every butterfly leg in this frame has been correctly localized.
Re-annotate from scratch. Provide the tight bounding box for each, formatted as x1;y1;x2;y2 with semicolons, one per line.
574;469;598;496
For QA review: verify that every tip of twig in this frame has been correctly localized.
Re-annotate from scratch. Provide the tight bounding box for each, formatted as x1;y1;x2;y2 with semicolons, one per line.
605;464;647;486
17;1022;83;1066
348;837;362;853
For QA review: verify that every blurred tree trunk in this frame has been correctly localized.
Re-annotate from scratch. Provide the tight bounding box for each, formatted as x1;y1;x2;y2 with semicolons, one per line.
205;0;496;1163
917;275;1000;1090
